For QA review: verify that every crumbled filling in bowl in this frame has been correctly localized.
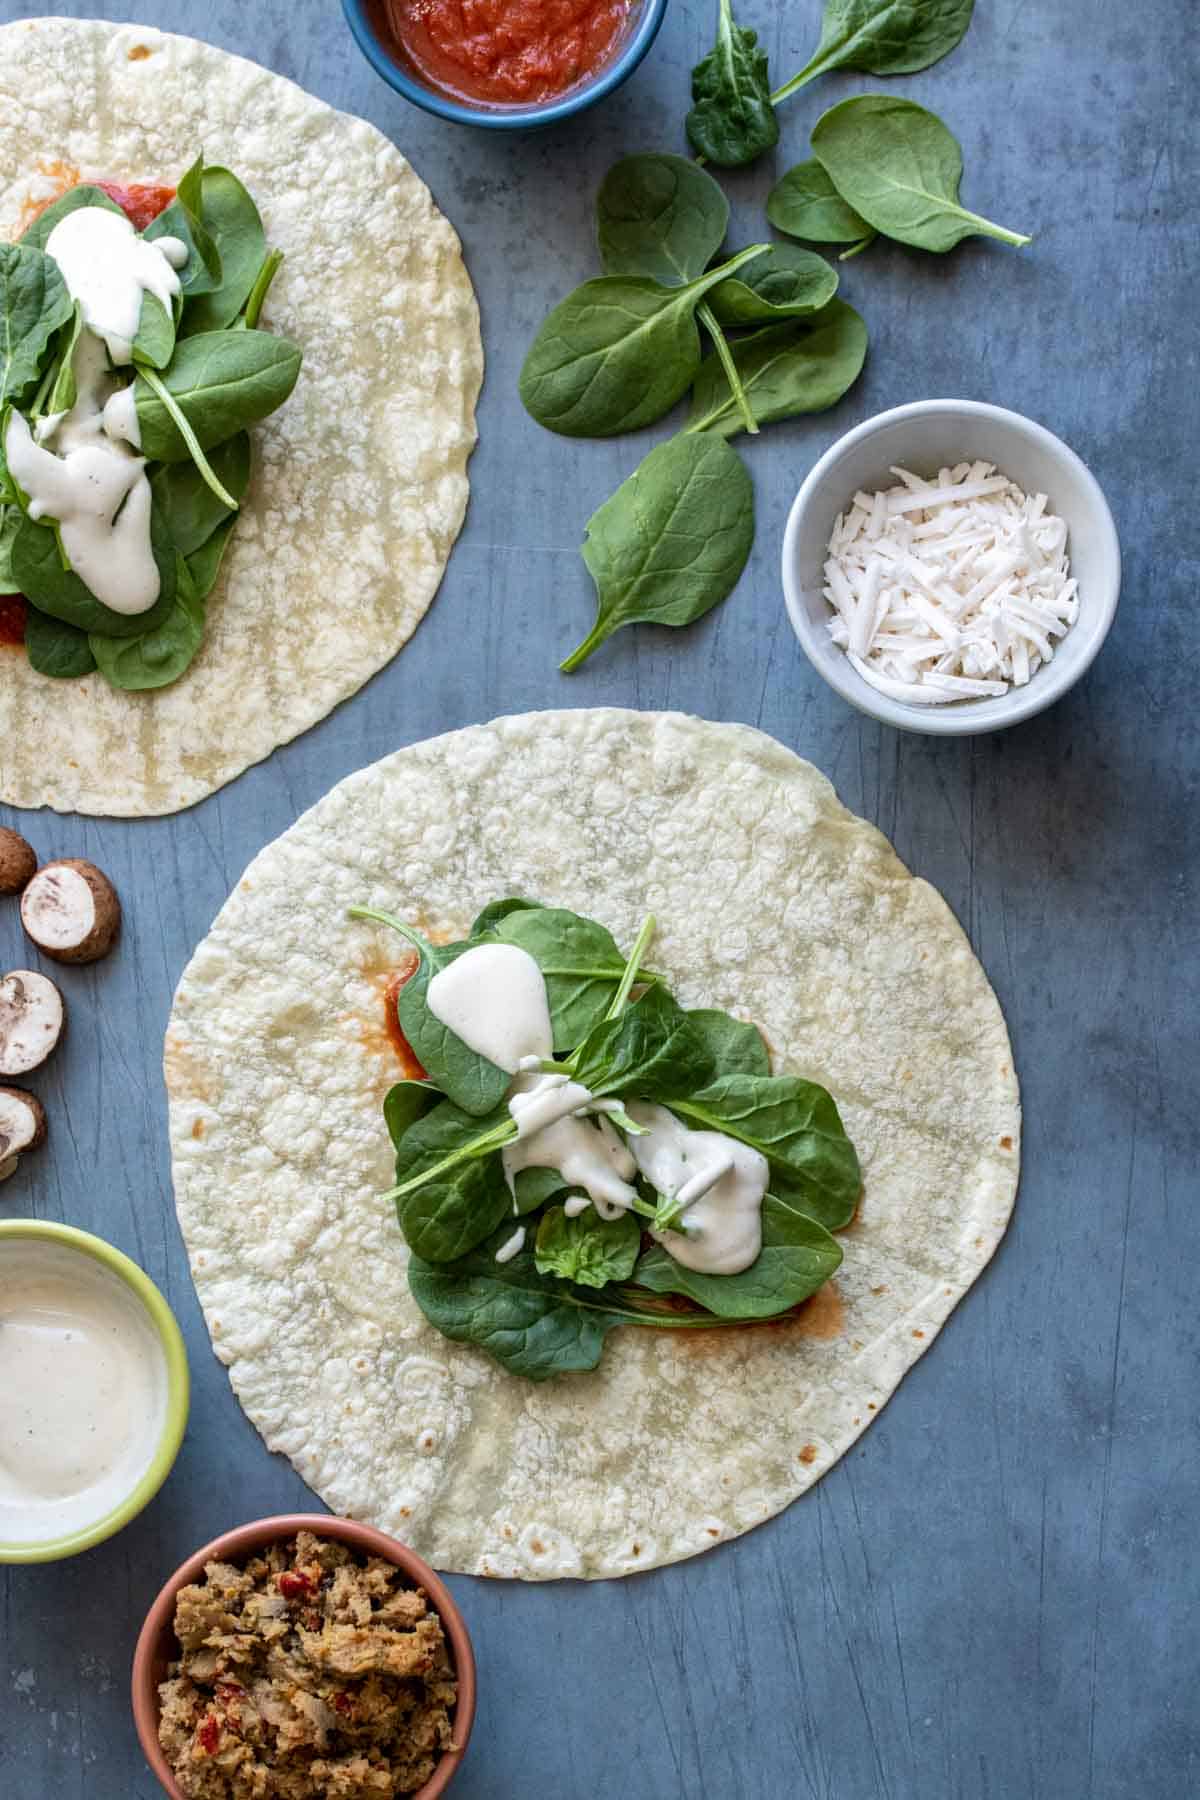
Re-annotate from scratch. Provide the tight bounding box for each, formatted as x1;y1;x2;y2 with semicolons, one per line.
157;1530;457;1798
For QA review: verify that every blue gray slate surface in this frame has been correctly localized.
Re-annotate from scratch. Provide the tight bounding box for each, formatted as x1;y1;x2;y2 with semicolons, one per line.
0;2;1196;1796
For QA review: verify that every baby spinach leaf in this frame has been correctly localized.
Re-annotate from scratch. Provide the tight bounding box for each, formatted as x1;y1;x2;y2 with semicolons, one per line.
561;432;754;672
384;1079;439;1148
686;299;868;438
393;1098;515;1262
23;606;96;679
145;157;222;298
12;500;179;638
708;244;839;325
238;249;284;332
767;160;876;254
181;168;267;334
687;0;779;168
348;908;510;1117
810;96;1032;251
0;243;74;408
469;896;546;938
519;245;765;439
44;302;84;416
633;1194;843;1318
185;516;237;600
491;906;647;1050
774;0;975;105
134;329;302;461
0;503;21;593
514;1168;569;1214
132;291;176;371
18;185;123;250
535;1205;641;1289
150;432;251;555
87;555;204;691
596;154;729;285
571;983;715;1102
685;1008;770;1078
666;1073;861;1231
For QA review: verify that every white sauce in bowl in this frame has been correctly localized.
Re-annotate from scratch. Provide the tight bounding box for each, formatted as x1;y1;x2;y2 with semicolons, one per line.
0;1240;168;1546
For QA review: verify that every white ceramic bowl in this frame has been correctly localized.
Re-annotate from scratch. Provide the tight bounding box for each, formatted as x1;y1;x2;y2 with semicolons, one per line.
781;400;1121;735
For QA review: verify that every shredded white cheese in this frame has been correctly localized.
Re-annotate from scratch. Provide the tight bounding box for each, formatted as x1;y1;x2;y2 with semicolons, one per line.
822;462;1078;704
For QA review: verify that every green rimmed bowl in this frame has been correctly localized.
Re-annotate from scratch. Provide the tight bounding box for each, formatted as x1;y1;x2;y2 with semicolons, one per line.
0;1220;189;1564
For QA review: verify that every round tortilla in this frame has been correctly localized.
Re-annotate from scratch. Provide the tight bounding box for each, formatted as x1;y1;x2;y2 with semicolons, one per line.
0;19;481;816
166;710;1020;1579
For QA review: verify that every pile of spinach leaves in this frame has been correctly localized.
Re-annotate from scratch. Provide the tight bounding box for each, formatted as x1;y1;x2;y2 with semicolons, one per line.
355;897;860;1381
0;159;301;691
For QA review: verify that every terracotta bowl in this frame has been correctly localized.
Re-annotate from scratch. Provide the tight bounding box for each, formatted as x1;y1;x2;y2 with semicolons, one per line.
131;1513;476;1799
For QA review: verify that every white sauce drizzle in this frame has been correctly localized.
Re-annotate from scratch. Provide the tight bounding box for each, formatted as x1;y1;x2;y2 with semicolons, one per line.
502;1073;638;1219
426;943;553;1073
493;1225;526;1265
45;207;186;364
627;1103;768;1275
0;1241;168;1545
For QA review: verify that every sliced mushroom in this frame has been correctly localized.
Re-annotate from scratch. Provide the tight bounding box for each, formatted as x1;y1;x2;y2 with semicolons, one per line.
0;1088;47;1164
20;858;121;964
0;970;66;1075
0;1154;18;1183
0;826;37;896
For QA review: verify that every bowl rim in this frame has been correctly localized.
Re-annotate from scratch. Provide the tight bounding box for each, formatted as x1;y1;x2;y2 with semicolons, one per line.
781;397;1122;737
341;0;669;127
0;1219;189;1565
131;1512;477;1800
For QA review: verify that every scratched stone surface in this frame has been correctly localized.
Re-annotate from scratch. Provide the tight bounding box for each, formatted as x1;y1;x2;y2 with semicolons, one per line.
0;1;1196;1796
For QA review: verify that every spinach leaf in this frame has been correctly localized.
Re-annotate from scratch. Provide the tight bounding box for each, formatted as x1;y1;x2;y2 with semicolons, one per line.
686;300;868;438
348;908;511;1117
685;1008;770;1077
44;302;84;416
384;1078;439;1148
686;0;779;168
87;555;204;691
513;1168;569;1214
535;1205;641;1289
490;906;649;1050
632;1193;842;1317
0;504;21;594
810;96;1032;252
181;168;267;334
469;896;545;938
518;244;764;439
570;983;715;1102
185;516;237;600
132;292;176;371
561;432;754;671
393;1098;515;1262
0;243;74;408
238;250;284;331
134;329;302;460
144;156;222;298
708;244;838;325
12;499;179;638
18;185;123;250
24;606;96;679
767;160;877;255
150;433;251;555
666;1073;861;1230
775;0;975;105
596;154;729;285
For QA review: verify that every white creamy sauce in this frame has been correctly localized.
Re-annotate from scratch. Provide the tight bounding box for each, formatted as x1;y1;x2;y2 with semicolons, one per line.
0;1241;168;1545
45;207;186;364
503;1073;638;1219
426;943;553;1073
627;1103;768;1275
493;1226;526;1265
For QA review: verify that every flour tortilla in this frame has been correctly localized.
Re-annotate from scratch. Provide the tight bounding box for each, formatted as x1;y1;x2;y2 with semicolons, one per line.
0;19;481;816
166;711;1020;1579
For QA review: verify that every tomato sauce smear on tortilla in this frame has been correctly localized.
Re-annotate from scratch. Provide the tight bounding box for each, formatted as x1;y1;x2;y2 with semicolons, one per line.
384;953;428;1080
18;163;175;236
0;596;27;649
371;0;632;106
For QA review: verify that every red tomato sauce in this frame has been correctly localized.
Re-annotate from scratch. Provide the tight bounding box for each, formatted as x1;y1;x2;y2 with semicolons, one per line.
93;181;176;231
374;0;632;106
384;953;428;1080
0;596;27;649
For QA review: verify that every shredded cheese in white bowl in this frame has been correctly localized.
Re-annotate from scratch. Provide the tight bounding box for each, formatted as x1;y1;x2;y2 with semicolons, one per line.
780;400;1121;737
823;462;1078;705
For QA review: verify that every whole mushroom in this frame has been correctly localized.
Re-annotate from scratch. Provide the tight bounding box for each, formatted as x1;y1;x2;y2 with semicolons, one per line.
0;826;37;896
0;970;66;1075
20;859;121;964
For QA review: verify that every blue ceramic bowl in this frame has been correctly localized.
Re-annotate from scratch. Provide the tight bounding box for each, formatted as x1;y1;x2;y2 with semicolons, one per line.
341;0;669;129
